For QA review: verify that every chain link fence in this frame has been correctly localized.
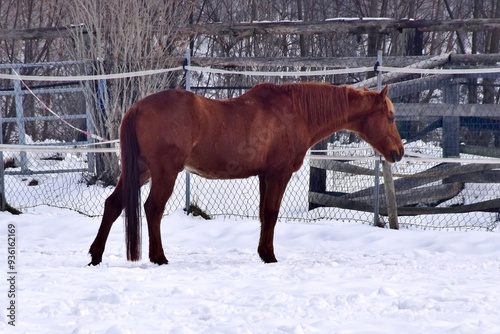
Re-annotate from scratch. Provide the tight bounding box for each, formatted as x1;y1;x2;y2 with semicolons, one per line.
1;58;500;231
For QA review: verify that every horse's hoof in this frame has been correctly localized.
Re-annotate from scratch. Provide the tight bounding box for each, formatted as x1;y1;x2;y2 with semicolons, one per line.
150;256;169;265
262;257;278;264
88;253;102;266
258;246;278;263
259;253;278;263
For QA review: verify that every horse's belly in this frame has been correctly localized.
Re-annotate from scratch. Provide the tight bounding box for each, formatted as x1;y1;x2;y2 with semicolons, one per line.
184;158;259;180
184;164;220;179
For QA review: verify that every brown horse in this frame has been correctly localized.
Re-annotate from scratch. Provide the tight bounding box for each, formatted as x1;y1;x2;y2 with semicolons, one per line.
88;83;404;266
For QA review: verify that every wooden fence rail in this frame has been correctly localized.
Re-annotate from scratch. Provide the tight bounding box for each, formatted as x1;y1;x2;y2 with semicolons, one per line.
309;159;500;217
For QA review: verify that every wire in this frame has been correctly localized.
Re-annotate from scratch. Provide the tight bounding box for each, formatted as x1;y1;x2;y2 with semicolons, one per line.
3;63;500;81
184;65;371;77
0;66;184;82
0;144;119;153
379;66;500;75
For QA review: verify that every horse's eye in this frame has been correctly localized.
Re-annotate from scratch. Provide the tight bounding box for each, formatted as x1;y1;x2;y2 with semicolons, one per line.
388;116;395;123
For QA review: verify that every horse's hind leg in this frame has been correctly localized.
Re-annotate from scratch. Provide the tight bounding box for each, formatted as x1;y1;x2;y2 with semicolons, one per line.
144;167;180;265
88;178;125;266
88;170;150;266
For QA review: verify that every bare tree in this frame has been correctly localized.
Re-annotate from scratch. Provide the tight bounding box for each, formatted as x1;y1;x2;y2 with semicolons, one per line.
66;0;194;185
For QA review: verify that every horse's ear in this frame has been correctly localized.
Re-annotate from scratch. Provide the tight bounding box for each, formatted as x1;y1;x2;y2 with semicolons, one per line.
380;85;389;98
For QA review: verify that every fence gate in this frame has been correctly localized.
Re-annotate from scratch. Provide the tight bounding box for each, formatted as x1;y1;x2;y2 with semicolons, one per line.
0;61;94;210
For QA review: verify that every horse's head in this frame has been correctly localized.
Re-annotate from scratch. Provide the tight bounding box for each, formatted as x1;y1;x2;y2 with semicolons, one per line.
348;86;404;163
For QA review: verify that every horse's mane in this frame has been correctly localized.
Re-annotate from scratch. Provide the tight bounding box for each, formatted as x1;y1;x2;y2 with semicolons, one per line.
281;83;350;128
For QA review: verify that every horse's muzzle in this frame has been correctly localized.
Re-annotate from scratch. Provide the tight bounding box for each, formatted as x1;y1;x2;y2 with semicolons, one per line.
389;148;404;163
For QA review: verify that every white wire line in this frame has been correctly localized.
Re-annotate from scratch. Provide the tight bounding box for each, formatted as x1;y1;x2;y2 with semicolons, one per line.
2;62;500;82
0;65;371;81
78;139;120;146
310;148;500;164
310;147;374;153
379;66;500;75
0;144;119;153
306;154;500;164
184;65;372;77
0;66;184;82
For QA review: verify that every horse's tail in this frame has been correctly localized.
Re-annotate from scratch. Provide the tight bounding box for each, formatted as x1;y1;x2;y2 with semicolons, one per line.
120;106;142;261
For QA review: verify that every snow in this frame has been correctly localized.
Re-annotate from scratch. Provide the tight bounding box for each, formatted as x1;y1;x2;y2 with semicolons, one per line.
2;138;500;332
1;206;500;333
325;17;393;22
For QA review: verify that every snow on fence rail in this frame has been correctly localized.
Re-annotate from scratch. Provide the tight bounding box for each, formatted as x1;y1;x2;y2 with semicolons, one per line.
1;57;500;231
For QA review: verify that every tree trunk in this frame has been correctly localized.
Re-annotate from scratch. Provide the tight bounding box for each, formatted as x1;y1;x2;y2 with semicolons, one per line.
66;0;194;185
366;0;380;57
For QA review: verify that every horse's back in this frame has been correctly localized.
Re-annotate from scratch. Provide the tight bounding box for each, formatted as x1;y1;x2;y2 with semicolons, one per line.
183;86;307;178
123;86;305;179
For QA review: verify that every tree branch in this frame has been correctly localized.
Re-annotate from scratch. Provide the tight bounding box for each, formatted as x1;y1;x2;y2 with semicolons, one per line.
3;18;500;41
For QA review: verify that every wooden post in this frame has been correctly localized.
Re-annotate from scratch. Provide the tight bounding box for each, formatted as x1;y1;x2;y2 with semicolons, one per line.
443;78;460;158
375;51;399;229
382;161;399;229
443;116;460;157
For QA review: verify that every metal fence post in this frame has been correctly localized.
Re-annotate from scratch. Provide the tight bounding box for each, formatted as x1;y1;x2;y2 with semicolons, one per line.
85;102;96;174
0;133;5;211
184;48;192;212
12;66;28;173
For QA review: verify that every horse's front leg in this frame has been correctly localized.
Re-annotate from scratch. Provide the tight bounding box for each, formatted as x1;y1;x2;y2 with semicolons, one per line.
257;172;292;263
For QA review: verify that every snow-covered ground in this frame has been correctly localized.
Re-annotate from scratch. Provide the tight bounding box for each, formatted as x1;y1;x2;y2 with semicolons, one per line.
1;205;500;333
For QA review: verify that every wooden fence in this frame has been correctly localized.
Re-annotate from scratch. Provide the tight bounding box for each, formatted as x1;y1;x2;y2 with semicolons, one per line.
309;159;500;216
309;77;500;218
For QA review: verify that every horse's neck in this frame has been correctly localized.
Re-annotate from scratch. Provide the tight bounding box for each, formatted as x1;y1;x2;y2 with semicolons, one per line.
300;85;351;146
343;89;375;123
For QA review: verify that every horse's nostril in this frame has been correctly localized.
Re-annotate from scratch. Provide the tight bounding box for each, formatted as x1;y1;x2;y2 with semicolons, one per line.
390;151;402;162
